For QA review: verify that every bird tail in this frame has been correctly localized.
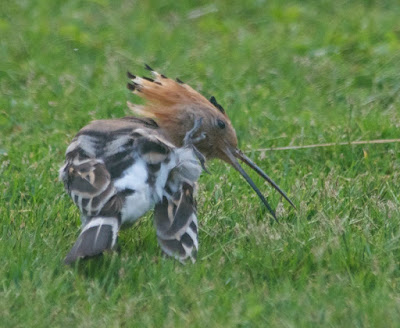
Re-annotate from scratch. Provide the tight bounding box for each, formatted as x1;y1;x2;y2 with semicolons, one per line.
64;217;119;264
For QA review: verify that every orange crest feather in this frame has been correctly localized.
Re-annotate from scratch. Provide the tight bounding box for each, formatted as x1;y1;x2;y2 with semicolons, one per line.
126;66;225;121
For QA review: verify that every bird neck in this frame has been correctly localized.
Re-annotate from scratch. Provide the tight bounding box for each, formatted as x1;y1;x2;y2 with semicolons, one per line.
156;119;188;148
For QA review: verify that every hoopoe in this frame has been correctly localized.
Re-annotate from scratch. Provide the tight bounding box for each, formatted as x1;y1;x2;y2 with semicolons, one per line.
59;65;294;264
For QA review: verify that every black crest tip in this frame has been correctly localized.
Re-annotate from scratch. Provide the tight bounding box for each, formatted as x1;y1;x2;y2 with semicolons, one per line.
127;82;136;91
127;71;136;79
142;76;155;82
209;96;217;106
144;64;154;71
209;96;225;113
176;78;184;84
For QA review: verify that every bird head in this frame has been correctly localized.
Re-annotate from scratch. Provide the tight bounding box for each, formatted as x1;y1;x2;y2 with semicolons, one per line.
127;65;294;219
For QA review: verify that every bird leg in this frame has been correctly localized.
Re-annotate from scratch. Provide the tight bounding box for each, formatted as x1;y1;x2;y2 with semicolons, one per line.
183;118;209;174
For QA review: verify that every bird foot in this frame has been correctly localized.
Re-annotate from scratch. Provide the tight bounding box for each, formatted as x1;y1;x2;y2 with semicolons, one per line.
183;118;210;174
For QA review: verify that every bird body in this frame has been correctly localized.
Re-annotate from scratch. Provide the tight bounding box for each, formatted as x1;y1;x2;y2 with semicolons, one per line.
60;65;294;264
60;116;202;263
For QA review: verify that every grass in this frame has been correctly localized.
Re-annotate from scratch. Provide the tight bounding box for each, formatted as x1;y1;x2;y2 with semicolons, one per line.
1;0;400;326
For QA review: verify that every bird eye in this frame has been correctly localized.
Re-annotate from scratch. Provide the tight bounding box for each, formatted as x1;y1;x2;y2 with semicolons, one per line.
217;119;226;129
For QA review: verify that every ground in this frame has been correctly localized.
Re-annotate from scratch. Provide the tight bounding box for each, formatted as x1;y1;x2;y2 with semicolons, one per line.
1;0;400;327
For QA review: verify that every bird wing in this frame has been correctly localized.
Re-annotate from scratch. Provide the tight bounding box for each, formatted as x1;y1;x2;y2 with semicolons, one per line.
154;182;199;263
59;157;121;219
59;117;176;220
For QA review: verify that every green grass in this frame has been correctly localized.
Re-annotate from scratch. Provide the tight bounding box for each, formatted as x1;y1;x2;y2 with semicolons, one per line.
1;0;400;326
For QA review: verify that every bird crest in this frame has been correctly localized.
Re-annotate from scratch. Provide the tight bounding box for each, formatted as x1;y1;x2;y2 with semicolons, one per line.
127;65;226;122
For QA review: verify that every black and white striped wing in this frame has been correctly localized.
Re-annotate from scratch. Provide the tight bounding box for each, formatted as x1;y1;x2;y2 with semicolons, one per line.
59;158;120;219
60;157;122;264
59;117;172;220
154;182;199;263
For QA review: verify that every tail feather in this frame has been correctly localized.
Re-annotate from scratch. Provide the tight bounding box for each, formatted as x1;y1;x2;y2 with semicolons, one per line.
64;217;119;264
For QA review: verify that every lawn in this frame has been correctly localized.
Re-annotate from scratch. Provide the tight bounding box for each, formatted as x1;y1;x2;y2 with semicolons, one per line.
1;0;400;327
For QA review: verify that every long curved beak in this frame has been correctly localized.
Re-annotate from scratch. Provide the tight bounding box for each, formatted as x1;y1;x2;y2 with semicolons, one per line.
223;148;295;221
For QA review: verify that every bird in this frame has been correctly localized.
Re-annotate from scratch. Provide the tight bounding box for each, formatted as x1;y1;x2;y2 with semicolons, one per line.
59;64;295;264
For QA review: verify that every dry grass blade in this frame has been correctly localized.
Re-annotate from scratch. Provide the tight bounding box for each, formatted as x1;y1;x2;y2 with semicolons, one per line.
254;139;400;152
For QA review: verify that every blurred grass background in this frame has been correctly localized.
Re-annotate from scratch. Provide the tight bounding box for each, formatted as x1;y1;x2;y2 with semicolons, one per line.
1;0;400;327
